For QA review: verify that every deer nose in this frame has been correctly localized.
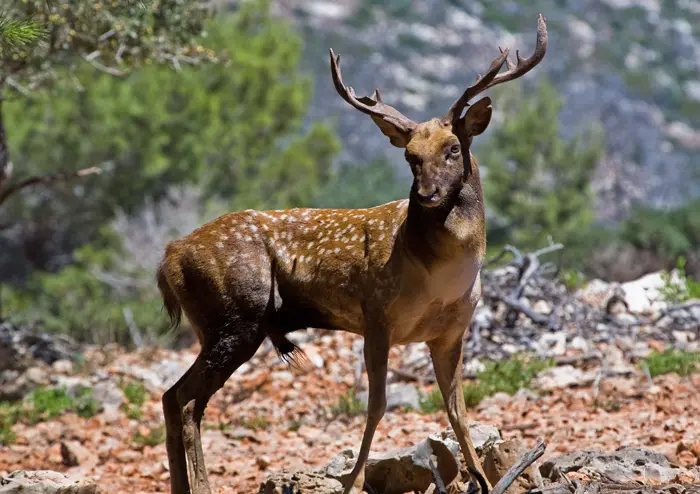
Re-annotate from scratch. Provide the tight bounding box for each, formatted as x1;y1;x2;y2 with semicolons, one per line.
416;186;439;204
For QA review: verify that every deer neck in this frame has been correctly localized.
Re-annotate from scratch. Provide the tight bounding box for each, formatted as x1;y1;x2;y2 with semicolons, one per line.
403;154;486;265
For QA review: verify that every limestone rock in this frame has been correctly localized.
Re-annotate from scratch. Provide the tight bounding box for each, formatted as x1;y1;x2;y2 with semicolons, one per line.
0;470;99;494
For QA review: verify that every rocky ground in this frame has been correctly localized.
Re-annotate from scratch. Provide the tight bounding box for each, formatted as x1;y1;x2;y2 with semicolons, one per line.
1;257;699;493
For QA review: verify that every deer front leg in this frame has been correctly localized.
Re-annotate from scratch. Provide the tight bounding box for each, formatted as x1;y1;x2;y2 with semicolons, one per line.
343;328;390;494
428;333;492;490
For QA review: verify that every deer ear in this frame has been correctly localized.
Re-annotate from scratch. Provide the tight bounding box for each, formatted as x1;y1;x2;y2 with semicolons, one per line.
370;116;412;148
461;97;492;137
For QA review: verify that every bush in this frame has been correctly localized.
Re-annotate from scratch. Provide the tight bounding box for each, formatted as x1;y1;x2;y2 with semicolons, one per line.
0;386;100;445
642;349;699;378
419;355;554;412
659;257;700;304
330;387;366;417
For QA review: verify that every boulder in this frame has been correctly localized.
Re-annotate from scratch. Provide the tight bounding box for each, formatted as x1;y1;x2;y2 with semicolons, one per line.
322;423;501;494
0;470;98;494
483;439;543;494
259;471;343;494
356;383;420;411
540;446;688;484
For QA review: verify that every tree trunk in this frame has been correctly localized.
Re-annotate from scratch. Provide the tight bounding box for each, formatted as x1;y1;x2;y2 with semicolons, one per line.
0;85;11;192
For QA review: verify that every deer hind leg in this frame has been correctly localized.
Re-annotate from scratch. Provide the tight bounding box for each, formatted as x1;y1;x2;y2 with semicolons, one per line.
163;365;195;494
175;326;265;494
428;334;492;490
343;326;390;494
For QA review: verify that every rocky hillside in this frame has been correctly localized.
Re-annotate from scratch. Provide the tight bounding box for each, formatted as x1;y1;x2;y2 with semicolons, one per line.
252;0;700;221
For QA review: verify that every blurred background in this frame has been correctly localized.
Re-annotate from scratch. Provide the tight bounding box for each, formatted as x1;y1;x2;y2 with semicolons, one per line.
0;0;699;347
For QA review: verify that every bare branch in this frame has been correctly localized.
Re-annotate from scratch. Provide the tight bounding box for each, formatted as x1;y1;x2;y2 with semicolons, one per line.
0;165;102;206
490;438;546;494
83;55;127;77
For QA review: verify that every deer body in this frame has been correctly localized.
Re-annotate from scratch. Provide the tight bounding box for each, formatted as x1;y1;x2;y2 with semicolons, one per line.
158;17;547;494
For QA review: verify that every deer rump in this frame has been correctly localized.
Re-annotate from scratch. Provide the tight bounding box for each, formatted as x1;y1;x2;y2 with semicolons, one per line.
157;253;347;370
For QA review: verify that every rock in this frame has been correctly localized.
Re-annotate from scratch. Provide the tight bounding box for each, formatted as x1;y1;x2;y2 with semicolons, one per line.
620;271;676;314
259;471;343;494
483;439;542;494
473;307;494;329
320;424;501;494
534;365;586;390
0;470;98;493
540;446;687;483
357;383;420;411
532;300;552;315
118;359;190;392
51;360;74;374
461;422;502;453
323;432;461;494
533;333;567;357
90;381;124;413
60;441;96;468
0;322;79;372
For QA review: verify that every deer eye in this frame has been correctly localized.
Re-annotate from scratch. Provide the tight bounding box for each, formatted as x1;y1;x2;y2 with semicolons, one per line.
450;144;461;156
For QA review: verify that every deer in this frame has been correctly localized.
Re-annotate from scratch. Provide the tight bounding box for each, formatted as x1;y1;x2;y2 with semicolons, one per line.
156;15;547;494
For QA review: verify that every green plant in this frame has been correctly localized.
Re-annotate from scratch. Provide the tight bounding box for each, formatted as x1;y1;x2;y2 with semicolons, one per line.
239;416;270;431
418;388;444;414
287;420;302;432
481;80;605;251
642;349;699;378
133;425;166;447
418;355;554;412
330;388;366;417
0;385;101;444
122;381;147;420
659;257;700;304
560;269;587;292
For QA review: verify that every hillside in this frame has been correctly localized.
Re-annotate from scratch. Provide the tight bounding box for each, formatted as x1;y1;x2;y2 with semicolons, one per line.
255;0;700;222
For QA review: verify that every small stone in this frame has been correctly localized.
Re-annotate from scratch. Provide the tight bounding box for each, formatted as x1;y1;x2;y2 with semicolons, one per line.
51;360;74;374
60;440;95;468
256;455;271;470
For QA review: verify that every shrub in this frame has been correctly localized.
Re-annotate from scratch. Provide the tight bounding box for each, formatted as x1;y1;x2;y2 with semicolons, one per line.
642;349;699;377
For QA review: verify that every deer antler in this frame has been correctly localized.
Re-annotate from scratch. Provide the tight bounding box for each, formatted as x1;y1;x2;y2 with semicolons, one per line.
444;14;548;122
329;48;417;134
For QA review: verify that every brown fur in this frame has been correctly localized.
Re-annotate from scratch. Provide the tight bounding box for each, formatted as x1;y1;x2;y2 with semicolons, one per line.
159;23;547;494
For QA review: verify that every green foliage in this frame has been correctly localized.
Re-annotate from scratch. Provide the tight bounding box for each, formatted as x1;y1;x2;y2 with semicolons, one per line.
0;13;45;49
418;388;444;414
0;385;100;444
481;80;604;250
3;2;341;344
560;269;588;292
462;356;553;407
311;158;409;209
2;243;172;345
122;381;147;420
239;416;270;431
620;200;700;261
4;2;339;239
660;257;700;304
642;349;699;378
133;425;165;447
331;388;366;417
1;0;213;86
418;356;554;412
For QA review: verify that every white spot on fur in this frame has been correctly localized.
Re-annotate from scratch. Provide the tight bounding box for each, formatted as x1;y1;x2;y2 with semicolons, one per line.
216;242;224;249
379;234;385;241
299;255;305;262
308;242;314;249
249;225;258;232
245;235;253;242
334;247;340;254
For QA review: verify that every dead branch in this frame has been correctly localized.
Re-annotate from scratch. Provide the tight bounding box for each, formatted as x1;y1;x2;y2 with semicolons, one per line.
428;455;448;494
0;165;101;206
629;300;700;328
489;438;546;494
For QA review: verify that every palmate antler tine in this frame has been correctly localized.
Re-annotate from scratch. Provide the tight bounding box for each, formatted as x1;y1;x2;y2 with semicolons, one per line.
329;48;417;132
444;14;548;122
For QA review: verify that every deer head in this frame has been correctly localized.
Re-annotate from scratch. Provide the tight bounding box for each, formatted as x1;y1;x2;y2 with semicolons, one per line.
330;14;548;209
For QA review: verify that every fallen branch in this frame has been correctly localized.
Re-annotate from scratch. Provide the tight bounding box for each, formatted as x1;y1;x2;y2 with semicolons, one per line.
0;165;102;206
428;455;448;494
489;438;546;494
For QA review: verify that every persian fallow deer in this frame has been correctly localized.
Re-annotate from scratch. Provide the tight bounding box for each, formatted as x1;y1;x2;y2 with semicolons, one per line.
157;15;547;494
